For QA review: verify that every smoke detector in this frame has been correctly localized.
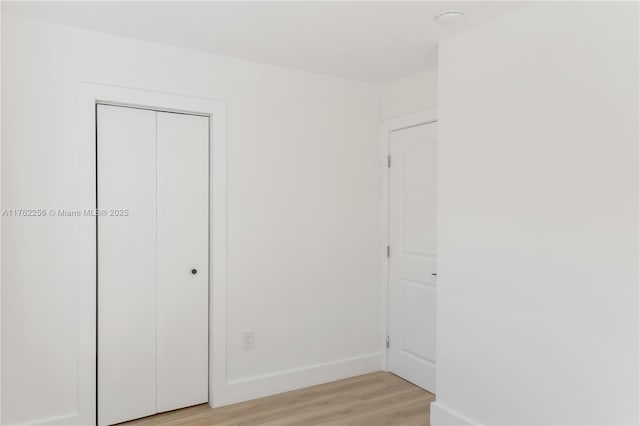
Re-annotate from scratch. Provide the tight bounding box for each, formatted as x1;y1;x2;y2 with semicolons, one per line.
436;11;465;25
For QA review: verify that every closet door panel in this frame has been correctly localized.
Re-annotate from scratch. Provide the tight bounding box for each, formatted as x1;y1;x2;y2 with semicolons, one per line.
97;105;158;426
156;112;209;412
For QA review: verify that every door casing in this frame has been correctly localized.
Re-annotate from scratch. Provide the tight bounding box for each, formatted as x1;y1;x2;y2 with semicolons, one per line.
380;108;438;373
77;82;228;426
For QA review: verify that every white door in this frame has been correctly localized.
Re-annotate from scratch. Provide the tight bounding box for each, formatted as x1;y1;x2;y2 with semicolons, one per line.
98;105;158;425
97;105;209;425
387;122;437;393
156;112;209;412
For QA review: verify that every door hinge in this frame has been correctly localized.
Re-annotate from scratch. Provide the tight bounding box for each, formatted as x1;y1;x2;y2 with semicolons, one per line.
386;336;390;348
387;155;391;168
386;245;390;258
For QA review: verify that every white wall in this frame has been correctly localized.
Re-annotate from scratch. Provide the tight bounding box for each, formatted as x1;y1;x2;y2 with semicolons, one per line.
433;2;639;425
1;14;383;425
382;67;437;120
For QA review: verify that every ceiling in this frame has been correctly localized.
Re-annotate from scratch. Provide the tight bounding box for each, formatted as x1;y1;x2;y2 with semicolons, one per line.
2;1;523;84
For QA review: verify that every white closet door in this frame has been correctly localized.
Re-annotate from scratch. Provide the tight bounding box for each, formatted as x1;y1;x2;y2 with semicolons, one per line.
98;106;209;425
156;112;209;412
98;105;158;426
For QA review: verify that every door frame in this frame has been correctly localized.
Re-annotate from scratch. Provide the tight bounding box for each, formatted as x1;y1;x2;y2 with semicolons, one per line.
78;82;228;425
380;107;437;371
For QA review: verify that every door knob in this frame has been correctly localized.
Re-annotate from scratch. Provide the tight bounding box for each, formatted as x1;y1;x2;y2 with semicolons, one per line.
191;269;198;275
431;273;437;276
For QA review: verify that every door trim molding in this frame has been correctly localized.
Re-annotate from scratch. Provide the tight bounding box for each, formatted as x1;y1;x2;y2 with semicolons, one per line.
380;107;437;371
78;82;228;425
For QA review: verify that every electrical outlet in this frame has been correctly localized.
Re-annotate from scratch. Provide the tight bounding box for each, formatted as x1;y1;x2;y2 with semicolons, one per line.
242;331;254;349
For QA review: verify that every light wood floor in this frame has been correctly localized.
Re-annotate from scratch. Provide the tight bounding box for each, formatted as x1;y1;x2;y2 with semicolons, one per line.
122;372;435;426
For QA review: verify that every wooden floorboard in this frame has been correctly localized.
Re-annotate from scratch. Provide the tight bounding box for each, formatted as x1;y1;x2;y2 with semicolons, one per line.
121;372;435;425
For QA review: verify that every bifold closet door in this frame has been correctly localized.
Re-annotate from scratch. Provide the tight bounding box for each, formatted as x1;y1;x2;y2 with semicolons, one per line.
156;111;209;412
98;105;158;426
98;105;209;426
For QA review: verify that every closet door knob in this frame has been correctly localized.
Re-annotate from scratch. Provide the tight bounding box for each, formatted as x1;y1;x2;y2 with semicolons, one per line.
191;269;198;275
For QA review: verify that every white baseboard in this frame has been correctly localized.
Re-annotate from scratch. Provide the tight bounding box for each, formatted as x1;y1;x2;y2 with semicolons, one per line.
211;352;384;407
19;353;382;424
18;412;81;426
430;401;477;426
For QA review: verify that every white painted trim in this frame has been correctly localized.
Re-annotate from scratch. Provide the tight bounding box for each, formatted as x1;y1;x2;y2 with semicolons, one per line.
76;82;228;425
382;107;438;134
430;401;478;426
380;107;437;371
217;352;383;407
30;413;82;426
